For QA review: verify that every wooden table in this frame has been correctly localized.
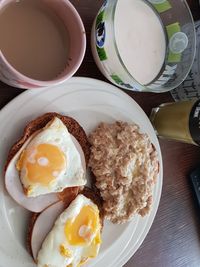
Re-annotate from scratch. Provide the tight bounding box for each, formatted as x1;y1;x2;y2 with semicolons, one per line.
1;1;200;266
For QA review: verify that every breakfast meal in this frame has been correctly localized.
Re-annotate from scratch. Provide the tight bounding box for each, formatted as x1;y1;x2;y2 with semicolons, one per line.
4;112;159;266
0;0;196;264
89;121;159;224
27;187;104;267
4;112;90;212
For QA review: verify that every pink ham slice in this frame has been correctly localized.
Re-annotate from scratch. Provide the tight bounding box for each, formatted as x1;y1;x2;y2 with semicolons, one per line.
5;134;86;212
31;201;66;260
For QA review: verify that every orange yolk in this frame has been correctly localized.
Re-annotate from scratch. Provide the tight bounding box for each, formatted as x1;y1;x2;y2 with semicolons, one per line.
64;205;101;246
17;143;66;186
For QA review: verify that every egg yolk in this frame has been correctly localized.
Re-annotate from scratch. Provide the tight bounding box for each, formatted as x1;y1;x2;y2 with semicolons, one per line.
64;205;101;246
17;143;66;186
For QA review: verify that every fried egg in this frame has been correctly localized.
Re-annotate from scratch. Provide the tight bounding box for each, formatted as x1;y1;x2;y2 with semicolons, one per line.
16;117;86;197
37;194;102;267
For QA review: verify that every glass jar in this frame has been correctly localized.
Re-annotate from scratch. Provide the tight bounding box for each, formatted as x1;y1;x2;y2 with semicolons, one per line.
91;0;196;93
150;99;200;145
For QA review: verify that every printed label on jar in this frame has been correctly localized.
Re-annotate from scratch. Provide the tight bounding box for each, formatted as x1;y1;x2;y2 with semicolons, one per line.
189;100;200;145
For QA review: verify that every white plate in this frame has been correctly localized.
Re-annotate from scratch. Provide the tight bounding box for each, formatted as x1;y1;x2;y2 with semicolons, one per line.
0;77;163;267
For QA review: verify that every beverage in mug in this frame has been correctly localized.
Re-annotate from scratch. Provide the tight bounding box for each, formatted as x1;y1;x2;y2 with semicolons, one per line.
0;0;86;89
0;0;69;81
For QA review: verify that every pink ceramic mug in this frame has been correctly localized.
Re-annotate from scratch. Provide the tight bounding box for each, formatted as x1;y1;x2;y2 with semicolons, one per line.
0;0;86;89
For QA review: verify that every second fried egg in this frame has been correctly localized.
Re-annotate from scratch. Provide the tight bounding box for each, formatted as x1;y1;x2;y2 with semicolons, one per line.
37;194;102;267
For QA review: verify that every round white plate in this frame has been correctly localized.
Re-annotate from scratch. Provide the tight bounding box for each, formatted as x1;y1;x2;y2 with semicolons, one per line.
0;77;163;267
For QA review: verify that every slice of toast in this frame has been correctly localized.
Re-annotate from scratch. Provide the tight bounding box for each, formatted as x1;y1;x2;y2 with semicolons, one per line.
27;187;104;259
4;113;90;212
5;112;90;170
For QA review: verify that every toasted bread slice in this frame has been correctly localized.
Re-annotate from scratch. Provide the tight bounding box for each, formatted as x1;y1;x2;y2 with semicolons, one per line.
4;113;90;212
27;187;104;260
5;112;90;170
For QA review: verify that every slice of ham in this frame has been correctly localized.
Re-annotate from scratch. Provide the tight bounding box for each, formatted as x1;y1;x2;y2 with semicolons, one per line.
30;201;66;260
5;134;86;212
29;188;104;262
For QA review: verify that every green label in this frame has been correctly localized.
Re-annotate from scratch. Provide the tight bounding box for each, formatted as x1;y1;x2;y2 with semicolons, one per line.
95;9;107;61
97;47;107;61
96;11;104;26
111;74;133;89
111;75;124;85
153;1;172;13
166;22;181;63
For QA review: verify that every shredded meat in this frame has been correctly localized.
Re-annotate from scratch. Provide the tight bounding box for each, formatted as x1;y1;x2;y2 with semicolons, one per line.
89;121;159;224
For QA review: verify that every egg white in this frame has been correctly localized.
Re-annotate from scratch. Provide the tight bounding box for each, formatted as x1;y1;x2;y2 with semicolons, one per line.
37;194;101;267
18;117;86;197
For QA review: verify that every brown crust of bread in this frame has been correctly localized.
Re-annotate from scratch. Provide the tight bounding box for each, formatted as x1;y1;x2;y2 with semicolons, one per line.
27;187;104;259
57;186;80;206
5;112;90;171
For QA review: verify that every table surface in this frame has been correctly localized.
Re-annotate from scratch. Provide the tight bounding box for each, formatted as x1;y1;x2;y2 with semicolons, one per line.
1;1;200;267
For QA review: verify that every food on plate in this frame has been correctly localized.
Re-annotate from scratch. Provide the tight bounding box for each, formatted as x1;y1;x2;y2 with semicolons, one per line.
4;113;90;212
28;188;104;267
89;121;159;224
15;117;85;197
